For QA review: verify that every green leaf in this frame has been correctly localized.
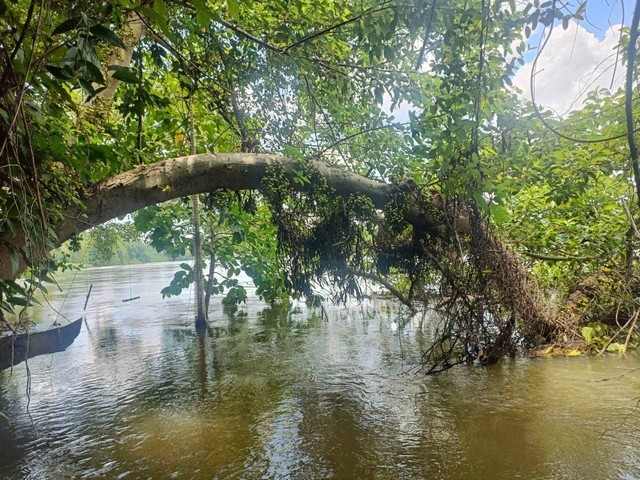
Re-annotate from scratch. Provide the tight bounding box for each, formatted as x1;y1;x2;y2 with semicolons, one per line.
491;205;510;224
78;78;96;95
45;65;73;80
140;4;169;34
374;85;384;104
90;24;126;49
606;342;624;353
192;0;214;27
6;296;30;307
109;65;140;83
581;326;594;346
155;0;168;20
83;62;106;84
9;248;20;276
228;0;240;21
52;17;83;36
565;349;582;357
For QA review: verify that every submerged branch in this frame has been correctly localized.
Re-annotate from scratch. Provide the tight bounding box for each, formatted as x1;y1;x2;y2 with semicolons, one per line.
348;269;415;312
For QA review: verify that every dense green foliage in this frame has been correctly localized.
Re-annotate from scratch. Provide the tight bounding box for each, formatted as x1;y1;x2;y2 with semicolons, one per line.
56;221;190;266
1;0;639;363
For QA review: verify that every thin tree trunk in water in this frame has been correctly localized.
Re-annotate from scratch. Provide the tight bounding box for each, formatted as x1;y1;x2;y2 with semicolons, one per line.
193;195;206;327
189;96;207;328
204;226;216;313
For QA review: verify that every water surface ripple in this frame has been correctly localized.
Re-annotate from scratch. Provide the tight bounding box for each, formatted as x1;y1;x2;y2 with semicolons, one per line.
0;262;639;479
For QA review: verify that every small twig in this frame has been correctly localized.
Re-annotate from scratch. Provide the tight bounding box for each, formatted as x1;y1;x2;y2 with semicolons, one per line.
520;250;594;262
623;309;639;353
416;0;437;70
318;123;407;156
599;396;640;440
284;2;394;52
348;269;415;312
528;5;640;144
597;310;637;356
594;367;640;383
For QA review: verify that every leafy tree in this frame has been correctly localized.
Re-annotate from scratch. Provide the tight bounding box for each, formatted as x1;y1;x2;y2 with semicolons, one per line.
87;224;121;265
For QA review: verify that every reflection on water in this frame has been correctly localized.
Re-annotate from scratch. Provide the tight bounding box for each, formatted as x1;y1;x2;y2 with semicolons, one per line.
0;262;639;479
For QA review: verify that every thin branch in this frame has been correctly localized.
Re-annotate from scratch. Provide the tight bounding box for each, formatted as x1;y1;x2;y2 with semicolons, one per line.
529;4;640;144
623;310;639;352
8;0;37;64
318;123;406;155
214;17;286;54
140;17;232;94
284;2;394;52
168;0;285;54
626;0;640;208
595;367;640;383
622;199;640;238
596;310;637;356
416;0;437;70
520;251;594;262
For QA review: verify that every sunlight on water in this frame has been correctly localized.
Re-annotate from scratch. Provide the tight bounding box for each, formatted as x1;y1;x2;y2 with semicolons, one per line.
1;262;639;479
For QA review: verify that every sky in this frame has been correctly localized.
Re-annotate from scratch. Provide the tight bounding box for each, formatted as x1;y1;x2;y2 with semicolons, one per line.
383;1;635;122
513;0;635;115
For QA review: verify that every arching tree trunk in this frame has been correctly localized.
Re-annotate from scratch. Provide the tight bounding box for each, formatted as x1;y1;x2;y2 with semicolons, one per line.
0;153;553;338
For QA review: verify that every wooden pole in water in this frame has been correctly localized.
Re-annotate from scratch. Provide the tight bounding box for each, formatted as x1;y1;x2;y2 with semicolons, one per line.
84;284;93;311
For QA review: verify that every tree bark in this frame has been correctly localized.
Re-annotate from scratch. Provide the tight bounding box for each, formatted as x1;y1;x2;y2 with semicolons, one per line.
87;10;147;108
189;95;207;328
193;194;207;327
204;226;216;313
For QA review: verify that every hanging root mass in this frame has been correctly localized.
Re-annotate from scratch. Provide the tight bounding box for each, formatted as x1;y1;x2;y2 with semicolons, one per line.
261;164;562;372
417;205;554;372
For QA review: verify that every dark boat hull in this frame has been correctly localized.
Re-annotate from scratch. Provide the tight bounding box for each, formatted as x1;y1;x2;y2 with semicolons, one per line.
0;318;83;371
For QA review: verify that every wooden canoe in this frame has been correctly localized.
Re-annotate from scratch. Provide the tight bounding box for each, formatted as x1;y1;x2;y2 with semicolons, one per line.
0;318;83;371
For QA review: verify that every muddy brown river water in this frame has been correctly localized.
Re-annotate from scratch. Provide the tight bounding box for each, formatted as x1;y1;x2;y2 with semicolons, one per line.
0;262;639;479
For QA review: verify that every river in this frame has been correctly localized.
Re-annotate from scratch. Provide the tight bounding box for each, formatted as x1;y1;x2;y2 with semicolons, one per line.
0;262;639;479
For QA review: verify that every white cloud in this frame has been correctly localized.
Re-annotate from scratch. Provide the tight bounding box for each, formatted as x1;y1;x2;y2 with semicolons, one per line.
513;21;624;116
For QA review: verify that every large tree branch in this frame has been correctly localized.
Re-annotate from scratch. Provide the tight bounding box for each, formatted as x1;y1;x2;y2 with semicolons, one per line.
0;153;446;279
87;10;147;107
